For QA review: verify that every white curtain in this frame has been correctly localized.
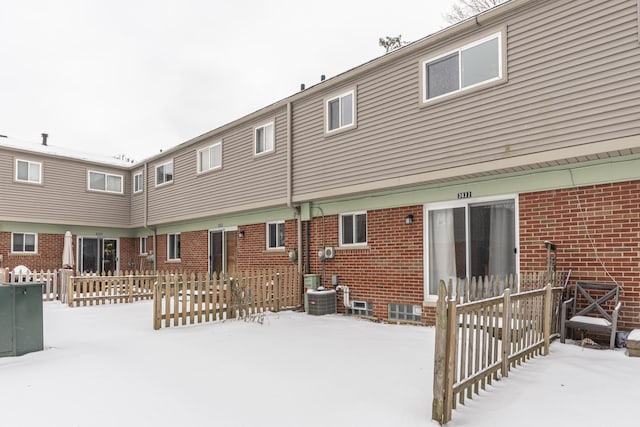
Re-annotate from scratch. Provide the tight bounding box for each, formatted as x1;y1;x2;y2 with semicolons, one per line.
488;203;515;278
429;209;457;295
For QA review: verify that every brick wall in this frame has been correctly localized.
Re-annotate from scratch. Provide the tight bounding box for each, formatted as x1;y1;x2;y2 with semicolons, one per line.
153;224;299;274
155;231;208;272
520;181;640;330
304;206;425;323
0;231;64;272
0;232;141;274
118;237;137;271
15;180;637;330
237;221;297;270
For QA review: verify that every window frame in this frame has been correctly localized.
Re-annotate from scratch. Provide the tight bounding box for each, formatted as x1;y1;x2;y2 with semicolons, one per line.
423;194;519;301
133;171;143;193
254;121;275;156
140;236;148;255
155;160;174;187
266;221;286;250
325;88;357;135
420;29;505;105
167;233;181;261
197;141;223;174
339;211;368;247
15;159;42;184
87;170;123;194
11;232;38;254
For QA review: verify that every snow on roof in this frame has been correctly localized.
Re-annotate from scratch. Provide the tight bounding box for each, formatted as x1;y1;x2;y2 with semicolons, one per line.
0;135;134;168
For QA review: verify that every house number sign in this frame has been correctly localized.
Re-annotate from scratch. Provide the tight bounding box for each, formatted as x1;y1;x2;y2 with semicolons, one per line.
457;192;472;199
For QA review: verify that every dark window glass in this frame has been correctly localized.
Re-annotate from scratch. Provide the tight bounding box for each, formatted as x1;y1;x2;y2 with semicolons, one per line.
427;52;459;99
355;214;367;244
342;215;354;244
328;99;340;130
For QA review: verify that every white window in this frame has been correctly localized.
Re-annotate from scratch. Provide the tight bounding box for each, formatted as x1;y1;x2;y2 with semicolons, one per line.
425;197;517;298
167;233;180;260
422;32;502;102
88;171;123;193
11;232;37;253
326;90;355;132
15;159;42;184
340;212;367;246
197;142;222;173
254;122;274;155
133;171;143;193
140;237;148;255
266;221;285;250
155;161;174;186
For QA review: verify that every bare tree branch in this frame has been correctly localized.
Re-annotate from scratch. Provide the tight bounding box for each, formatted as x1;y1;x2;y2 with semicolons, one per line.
443;0;507;24
379;35;409;53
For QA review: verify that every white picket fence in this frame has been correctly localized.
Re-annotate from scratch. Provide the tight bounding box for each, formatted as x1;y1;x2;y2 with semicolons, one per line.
2;268;62;301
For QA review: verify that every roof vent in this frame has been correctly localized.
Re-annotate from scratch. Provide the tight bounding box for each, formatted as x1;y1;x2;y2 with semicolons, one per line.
41;133;48;146
321;74;325;81
300;83;305;91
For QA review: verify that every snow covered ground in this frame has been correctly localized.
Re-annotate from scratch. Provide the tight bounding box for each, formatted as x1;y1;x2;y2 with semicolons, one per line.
1;301;638;427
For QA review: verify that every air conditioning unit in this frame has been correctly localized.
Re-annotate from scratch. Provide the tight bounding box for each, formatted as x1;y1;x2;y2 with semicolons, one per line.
324;246;335;259
307;289;337;315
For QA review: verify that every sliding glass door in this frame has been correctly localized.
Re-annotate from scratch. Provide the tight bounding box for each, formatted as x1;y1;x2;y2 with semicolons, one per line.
78;237;119;273
425;197;517;296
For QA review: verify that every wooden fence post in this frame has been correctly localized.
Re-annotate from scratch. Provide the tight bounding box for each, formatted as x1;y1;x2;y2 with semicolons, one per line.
68;275;75;307
432;280;448;424
443;288;457;424
543;284;552;356
226;276;234;319
274;269;281;312
501;288;511;378
153;279;161;330
128;274;133;304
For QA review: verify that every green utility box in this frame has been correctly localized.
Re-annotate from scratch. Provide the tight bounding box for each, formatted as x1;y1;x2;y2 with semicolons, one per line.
304;274;321;290
303;274;321;313
0;282;44;357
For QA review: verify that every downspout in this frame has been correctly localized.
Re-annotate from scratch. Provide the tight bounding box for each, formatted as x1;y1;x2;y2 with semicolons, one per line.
286;101;303;277
142;161;157;272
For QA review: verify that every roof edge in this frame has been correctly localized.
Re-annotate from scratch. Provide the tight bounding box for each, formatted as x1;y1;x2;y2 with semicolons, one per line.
139;0;534;163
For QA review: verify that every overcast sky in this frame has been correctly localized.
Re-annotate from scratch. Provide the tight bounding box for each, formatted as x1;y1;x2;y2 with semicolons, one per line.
1;0;457;161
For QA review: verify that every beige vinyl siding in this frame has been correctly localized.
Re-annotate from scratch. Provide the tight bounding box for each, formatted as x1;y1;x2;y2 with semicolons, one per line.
130;170;146;227
0;148;131;227
146;108;289;225
291;0;640;198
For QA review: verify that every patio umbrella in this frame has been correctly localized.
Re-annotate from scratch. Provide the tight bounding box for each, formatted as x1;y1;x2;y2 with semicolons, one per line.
62;231;74;269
